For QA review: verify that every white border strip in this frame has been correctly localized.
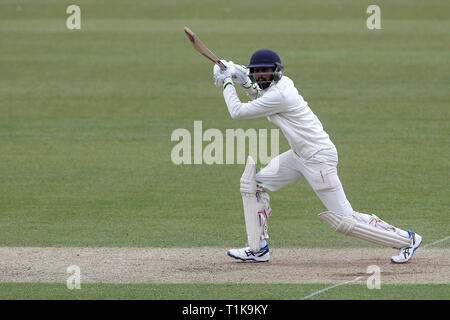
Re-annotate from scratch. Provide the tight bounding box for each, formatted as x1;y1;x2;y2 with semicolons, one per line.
300;235;450;300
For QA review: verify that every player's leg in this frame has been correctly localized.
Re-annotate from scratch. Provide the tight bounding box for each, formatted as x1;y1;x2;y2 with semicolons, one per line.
254;149;305;250
319;211;422;263
297;148;353;215
227;156;271;262
300;148;422;263
348;212;422;264
256;149;304;192
227;150;303;262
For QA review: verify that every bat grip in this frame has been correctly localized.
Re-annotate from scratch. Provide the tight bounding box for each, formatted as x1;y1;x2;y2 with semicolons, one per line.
217;60;227;71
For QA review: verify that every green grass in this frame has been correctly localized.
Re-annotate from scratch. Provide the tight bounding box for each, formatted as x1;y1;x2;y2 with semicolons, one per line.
0;0;448;248
0;283;448;300
0;0;448;300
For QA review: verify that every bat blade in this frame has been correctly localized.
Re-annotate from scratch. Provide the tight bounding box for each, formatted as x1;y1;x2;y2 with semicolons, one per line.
184;26;227;70
184;26;196;44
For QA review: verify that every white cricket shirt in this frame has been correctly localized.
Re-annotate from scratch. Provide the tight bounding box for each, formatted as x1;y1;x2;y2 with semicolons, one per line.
222;76;336;159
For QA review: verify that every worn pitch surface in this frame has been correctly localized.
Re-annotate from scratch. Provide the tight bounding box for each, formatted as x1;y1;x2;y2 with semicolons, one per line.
0;247;447;284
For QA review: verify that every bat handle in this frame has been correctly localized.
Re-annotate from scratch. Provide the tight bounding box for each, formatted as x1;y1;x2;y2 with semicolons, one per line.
217;60;227;71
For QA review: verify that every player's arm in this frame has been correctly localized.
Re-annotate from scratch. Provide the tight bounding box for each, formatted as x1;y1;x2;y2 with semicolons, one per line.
222;84;282;120
213;62;283;120
242;83;260;100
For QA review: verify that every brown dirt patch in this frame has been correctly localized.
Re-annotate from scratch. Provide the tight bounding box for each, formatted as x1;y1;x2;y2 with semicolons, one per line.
0;247;447;284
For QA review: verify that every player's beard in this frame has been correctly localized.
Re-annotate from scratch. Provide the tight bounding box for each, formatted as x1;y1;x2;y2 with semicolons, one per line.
254;72;274;90
256;77;273;90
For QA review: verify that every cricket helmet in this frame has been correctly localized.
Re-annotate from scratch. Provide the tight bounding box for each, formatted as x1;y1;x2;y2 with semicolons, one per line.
248;49;284;89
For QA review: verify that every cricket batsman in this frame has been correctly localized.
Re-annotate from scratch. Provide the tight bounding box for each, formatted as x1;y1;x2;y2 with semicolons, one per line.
213;49;422;264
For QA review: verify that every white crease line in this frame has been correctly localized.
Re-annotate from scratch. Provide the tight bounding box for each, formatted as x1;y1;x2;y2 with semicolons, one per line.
300;276;365;300
300;235;450;300
421;236;450;249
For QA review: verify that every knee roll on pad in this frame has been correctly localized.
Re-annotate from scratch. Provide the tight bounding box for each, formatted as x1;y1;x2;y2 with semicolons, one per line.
240;156;257;194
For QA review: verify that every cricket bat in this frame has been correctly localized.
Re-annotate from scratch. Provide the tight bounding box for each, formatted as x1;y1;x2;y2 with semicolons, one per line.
184;26;227;70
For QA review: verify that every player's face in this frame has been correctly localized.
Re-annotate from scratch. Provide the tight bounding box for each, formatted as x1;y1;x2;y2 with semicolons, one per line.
253;67;275;89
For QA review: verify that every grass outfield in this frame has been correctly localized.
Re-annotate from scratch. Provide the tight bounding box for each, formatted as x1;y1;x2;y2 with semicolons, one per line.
0;283;448;300
0;0;448;300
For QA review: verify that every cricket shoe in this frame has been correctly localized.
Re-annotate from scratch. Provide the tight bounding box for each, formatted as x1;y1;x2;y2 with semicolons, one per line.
390;231;422;264
227;245;270;262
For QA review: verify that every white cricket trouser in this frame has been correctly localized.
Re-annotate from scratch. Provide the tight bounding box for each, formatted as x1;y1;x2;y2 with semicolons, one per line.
256;148;354;216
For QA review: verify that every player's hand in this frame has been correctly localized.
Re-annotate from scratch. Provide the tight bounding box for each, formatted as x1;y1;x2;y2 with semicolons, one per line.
213;60;233;88
232;64;252;88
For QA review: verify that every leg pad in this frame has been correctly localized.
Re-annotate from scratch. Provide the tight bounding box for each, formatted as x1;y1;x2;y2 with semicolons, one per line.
318;211;410;248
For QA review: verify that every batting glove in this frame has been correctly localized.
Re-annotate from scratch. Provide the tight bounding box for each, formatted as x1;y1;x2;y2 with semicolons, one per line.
232;64;252;88
213;61;234;89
